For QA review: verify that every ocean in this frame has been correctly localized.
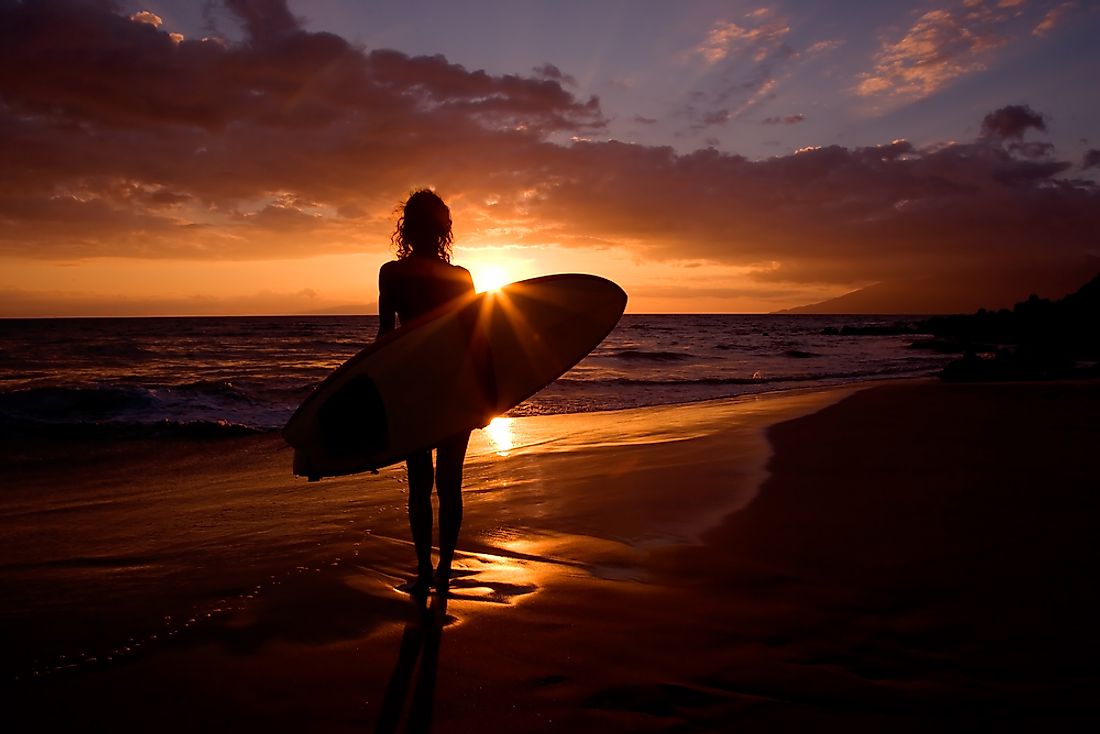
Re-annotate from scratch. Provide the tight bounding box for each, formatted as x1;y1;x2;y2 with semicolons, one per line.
0;314;950;437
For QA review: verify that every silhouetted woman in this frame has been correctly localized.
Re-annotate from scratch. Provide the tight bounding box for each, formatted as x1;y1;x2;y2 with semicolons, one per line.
377;189;475;595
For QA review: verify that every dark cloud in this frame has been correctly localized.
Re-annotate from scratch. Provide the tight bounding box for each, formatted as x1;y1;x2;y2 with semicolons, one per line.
513;133;1096;286
1083;149;1100;170
0;2;1095;294
0;1;603;134
0;0;604;257
761;114;805;125
981;104;1047;140
224;0;301;42
1007;140;1054;159
532;63;576;86
631;114;658;125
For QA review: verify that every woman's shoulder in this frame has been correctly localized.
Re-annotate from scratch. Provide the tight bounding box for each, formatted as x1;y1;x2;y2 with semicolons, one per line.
381;256;469;280
378;259;401;285
446;263;474;289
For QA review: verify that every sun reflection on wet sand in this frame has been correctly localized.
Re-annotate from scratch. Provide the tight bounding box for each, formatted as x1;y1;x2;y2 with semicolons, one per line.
444;549;542;607
483;416;515;455
465;386;861;464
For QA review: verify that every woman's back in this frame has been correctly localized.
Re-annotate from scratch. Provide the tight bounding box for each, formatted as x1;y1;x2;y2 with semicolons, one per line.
379;255;474;326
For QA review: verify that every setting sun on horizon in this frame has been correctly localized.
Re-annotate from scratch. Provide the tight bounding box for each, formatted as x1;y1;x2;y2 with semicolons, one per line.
469;264;514;294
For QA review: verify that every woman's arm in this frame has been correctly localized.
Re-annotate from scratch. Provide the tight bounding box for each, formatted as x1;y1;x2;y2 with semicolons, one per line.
377;264;396;340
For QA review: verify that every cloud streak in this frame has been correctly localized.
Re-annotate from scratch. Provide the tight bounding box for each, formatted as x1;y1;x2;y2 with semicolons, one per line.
856;6;1006;101
0;284;362;317
689;14;791;66
856;1;1086;106
1033;1;1076;37
674;9;810;131
761;114;805;125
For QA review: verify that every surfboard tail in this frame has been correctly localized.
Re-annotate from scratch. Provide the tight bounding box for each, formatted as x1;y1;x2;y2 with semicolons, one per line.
292;449;321;482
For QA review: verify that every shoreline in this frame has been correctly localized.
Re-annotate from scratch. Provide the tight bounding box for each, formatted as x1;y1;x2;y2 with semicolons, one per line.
5;378;1099;730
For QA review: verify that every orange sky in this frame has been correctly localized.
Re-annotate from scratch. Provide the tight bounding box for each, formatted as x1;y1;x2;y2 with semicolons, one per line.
0;237;843;317
1;1;1097;316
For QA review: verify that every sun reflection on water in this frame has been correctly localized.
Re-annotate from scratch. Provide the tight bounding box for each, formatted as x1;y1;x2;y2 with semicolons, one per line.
484;416;515;456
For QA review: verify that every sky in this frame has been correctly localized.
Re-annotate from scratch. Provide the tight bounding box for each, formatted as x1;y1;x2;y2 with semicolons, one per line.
1;0;1098;315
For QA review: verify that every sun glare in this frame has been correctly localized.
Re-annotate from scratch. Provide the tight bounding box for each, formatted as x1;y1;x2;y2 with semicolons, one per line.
473;264;512;293
484;416;515;456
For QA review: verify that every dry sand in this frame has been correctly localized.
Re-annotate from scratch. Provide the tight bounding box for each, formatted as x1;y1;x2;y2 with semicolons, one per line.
5;380;1099;731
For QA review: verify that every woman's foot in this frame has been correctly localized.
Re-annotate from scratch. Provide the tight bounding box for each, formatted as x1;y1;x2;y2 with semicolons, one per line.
400;569;433;597
432;567;451;594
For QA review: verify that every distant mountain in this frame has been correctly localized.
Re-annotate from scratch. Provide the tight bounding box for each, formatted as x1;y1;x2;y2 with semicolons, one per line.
778;270;1089;315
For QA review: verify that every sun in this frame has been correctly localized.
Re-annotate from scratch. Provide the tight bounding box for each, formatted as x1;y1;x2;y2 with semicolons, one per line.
473;264;512;293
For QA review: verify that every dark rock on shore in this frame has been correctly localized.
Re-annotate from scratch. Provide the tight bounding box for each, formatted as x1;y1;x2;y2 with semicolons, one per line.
926;273;1100;381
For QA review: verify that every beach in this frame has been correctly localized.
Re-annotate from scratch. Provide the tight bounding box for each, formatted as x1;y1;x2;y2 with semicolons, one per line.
4;378;1099;731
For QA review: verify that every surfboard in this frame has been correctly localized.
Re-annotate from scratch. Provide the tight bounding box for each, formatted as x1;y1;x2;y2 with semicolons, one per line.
282;273;627;480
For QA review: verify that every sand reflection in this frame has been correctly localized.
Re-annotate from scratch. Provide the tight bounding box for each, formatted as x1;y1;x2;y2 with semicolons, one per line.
483;416;515;455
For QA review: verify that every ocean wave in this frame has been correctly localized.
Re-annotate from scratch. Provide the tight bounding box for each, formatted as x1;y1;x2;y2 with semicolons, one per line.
0;384;158;420
556;375;762;387
554;364;931;388
168;379;259;402
0;383;290;432
0;417;268;441
603;349;692;362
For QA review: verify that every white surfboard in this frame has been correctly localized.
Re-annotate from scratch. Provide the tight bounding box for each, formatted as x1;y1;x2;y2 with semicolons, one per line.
282;274;627;479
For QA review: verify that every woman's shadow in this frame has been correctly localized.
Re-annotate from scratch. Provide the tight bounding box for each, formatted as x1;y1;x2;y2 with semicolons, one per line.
374;591;450;734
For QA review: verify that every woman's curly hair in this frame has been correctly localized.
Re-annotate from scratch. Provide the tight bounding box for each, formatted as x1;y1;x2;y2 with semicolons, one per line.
391;189;454;262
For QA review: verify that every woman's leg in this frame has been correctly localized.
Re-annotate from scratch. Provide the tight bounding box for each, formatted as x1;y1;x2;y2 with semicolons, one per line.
434;431;471;587
405;450;435;587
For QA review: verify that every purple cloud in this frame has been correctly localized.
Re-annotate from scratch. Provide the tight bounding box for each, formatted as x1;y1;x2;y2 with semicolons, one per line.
981;104;1047;140
532;63;577;86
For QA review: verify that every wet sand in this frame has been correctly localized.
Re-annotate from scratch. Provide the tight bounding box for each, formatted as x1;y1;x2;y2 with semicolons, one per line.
5;380;1100;731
